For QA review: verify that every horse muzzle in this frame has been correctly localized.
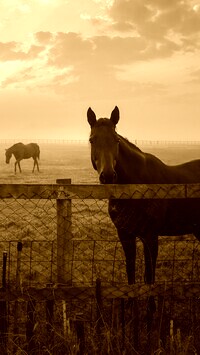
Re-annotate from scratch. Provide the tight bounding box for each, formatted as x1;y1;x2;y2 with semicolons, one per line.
99;170;117;184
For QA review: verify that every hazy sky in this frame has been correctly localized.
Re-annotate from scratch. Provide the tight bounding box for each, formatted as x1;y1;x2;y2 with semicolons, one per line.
1;0;200;141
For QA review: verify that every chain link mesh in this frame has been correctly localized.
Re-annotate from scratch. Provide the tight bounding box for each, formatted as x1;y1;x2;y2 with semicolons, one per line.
0;191;199;287
0;184;199;354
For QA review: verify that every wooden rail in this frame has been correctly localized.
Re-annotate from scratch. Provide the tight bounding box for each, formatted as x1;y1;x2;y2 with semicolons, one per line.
0;183;200;199
0;282;199;301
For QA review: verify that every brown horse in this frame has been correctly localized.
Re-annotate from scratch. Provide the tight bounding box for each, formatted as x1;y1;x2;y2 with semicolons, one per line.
5;142;40;173
87;106;200;285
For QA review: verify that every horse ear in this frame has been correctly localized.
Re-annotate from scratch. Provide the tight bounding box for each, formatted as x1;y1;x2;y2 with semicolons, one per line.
87;107;96;127
110;106;119;125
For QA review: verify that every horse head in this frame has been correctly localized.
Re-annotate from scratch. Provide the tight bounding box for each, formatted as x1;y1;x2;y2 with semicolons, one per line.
87;106;120;184
5;149;12;164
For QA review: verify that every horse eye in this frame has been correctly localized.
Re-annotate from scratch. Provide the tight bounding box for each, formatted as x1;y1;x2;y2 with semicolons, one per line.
89;137;93;144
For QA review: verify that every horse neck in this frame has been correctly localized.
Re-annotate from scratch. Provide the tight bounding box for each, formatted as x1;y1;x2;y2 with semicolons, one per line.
7;146;14;155
10;143;23;158
116;136;146;183
10;143;19;152
116;136;174;183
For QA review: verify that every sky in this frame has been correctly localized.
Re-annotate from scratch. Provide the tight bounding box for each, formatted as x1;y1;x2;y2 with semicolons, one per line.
1;0;200;141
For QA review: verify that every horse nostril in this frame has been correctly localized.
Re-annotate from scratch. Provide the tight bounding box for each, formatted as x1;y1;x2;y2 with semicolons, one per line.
100;172;105;184
100;171;117;184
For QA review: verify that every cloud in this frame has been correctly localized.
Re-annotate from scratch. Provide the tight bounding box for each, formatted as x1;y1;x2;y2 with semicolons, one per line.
1;0;200;103
46;30;180;78
35;31;54;44
110;0;153;26
0;41;45;61
108;0;200;50
1;61;75;93
0;27;189;100
48;32;94;67
1;67;35;88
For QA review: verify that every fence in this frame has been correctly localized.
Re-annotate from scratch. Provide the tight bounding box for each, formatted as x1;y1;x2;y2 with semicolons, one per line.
1;139;200;146
0;181;199;354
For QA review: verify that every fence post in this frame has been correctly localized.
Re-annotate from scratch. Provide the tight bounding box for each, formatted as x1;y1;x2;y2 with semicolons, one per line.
13;242;23;353
56;179;72;285
0;251;8;354
74;313;85;355
46;292;54;353
26;300;36;353
16;242;22;292
121;299;125;351
96;278;104;349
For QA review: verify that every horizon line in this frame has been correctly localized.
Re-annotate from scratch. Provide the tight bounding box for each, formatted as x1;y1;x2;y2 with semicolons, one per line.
1;138;200;145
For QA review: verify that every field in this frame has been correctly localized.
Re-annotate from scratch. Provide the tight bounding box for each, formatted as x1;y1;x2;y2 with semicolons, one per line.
0;141;200;354
1;141;200;184
1;142;97;184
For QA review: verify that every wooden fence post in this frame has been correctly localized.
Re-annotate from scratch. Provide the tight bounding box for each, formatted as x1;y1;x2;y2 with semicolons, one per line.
0;251;8;354
74;313;85;355
56;179;72;285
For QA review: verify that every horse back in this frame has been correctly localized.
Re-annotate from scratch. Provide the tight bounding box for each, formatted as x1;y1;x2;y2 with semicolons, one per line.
166;159;200;183
25;143;40;159
144;153;200;183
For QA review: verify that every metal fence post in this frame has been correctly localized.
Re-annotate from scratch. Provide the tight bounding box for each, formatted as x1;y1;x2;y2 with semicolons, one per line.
56;179;72;285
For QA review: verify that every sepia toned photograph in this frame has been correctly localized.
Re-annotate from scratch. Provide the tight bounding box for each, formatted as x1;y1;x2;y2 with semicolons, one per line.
0;1;200;354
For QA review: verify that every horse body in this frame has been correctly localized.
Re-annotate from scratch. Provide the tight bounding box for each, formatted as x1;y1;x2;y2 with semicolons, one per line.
87;107;200;284
5;142;40;173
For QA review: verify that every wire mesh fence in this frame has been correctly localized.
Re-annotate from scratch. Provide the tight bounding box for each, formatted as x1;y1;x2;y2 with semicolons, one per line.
1;199;199;287
0;182;199;354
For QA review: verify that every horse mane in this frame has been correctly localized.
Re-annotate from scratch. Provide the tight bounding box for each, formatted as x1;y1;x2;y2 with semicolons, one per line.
117;134;167;172
118;134;143;154
9;142;24;150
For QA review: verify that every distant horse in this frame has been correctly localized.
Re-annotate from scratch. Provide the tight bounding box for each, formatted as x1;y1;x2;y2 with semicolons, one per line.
87;106;200;285
5;142;40;173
